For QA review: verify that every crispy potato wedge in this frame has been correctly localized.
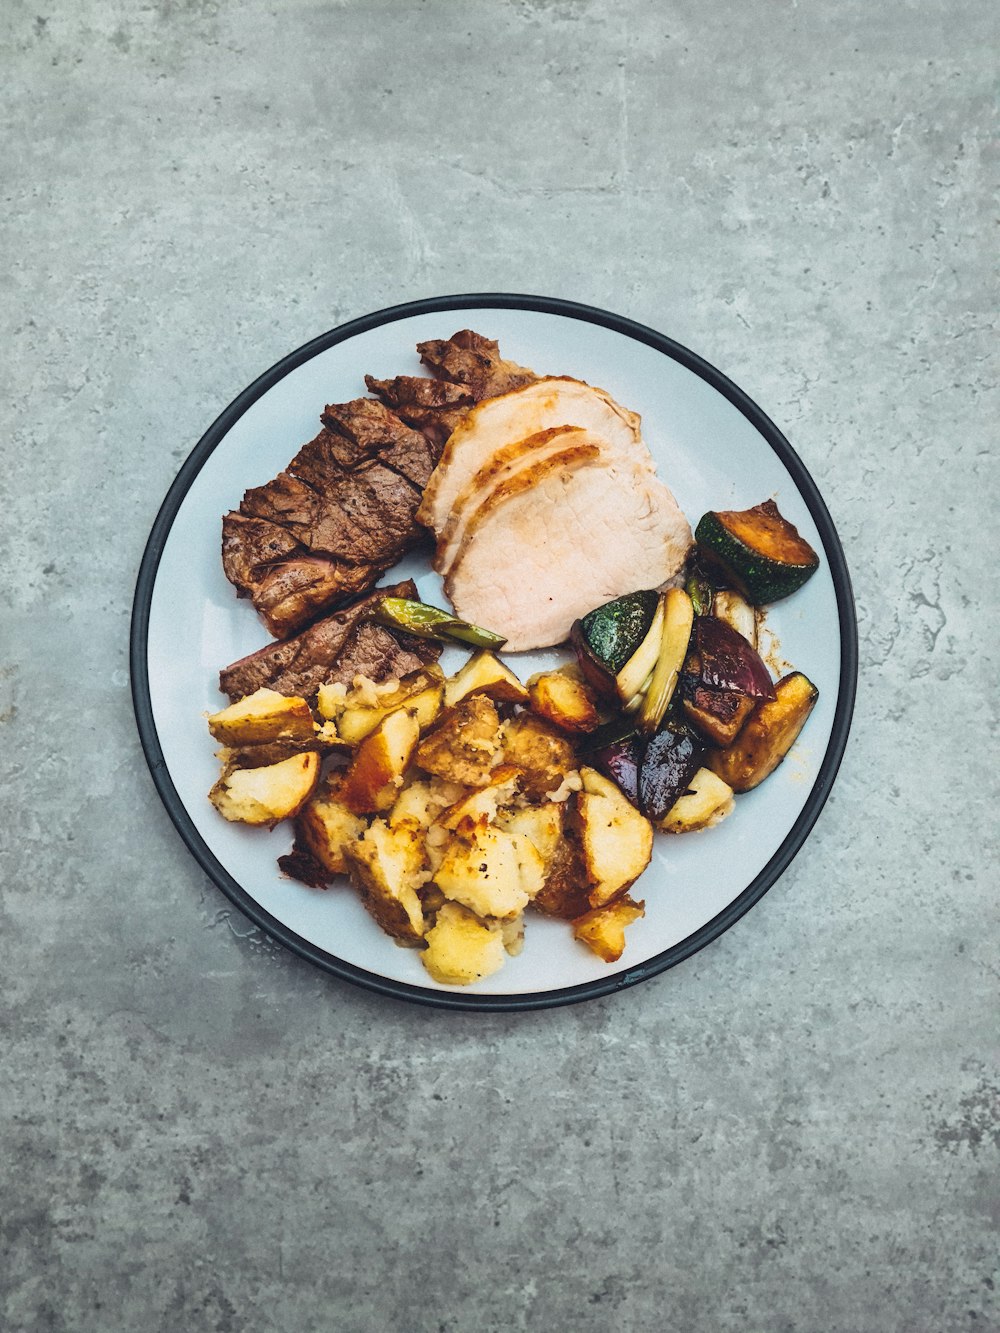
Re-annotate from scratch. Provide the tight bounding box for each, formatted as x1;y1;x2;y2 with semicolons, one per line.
659;767;735;833
436;765;521;835
528;670;600;734
207;688;316;747
443;650;530;709
572;895;645;963
576;766;654;909
344;817;428;943
209;752;320;828
414;694;502;787
339;708;420;814
499;712;576;800
334;672;445;746
291;774;366;877
421;902;506;985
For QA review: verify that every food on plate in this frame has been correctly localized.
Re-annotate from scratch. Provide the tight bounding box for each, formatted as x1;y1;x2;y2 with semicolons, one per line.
442;650;530;709
223;331;537;639
206;688;319;748
415;376;691;651
659;767;735;834
209;751;321;827
574;767;654;909
705;671;819;792
421;902;508;985
695;499;820;604
218;581;440;702
222;400;441;638
526;669;600;735
572;896;646;964
370;595;508;649
208;327;824;986
636;726;702;824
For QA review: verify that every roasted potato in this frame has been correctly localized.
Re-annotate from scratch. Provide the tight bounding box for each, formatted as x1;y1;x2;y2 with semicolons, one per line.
414;694;502;787
344;817;428;943
527;669;600;734
319;666;445;745
291;773;366;877
575;766;654;909
209;751;321;828
207;688;316;747
339;708;420;814
659;767;734;833
572;895;645;963
421;902;506;985
531;829;592;921
434;825;531;920
443;650;530;709
499;712;577;800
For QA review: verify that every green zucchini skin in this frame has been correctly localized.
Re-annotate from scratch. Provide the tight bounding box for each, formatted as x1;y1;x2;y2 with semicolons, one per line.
575;590;660;674
695;501;820;604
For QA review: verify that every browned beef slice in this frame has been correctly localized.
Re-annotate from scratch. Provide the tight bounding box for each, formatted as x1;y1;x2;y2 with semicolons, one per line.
363;374;475;448
218;581;440;702
318;400;439;490
222;405;440;638
416;329;537;399
251;557;375;640
221;513;304;593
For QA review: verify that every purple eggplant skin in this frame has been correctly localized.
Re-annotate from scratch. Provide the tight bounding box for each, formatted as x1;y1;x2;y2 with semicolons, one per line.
693;616;775;700
637;727;702;822
590;731;646;806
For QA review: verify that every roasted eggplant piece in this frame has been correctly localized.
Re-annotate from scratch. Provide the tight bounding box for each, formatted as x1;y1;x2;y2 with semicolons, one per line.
637;725;702;822
706;671;819;792
695;499;820;603
690;616;775;700
682;684;756;748
587;729;645;806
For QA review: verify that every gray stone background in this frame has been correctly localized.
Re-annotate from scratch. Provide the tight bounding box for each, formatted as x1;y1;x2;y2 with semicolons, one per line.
2;1;996;1330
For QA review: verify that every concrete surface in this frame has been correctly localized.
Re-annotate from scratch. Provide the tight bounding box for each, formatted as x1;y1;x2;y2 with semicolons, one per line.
1;2;996;1330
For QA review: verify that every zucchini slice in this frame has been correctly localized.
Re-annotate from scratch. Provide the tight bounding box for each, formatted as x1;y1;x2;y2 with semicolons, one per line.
574;590;660;674
695;500;820;604
706;671;819;792
637;587;694;733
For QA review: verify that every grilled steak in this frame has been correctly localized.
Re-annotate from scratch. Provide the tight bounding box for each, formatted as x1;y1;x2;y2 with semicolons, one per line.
218;581;440;702
416;329;536;400
365;330;537;447
222;402;439;638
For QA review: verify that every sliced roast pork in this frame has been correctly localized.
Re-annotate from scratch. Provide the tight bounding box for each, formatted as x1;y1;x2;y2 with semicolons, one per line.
218;581;440;702
416;377;648;559
444;446;693;653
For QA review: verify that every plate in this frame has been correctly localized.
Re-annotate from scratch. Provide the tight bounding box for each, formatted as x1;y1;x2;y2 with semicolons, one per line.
131;294;857;1011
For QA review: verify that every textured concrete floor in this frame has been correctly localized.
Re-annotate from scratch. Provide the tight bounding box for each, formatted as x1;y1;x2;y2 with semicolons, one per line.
2;2;997;1330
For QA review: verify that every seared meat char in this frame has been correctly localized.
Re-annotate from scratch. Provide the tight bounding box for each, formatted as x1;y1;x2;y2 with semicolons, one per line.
222;403;438;639
219;581;440;702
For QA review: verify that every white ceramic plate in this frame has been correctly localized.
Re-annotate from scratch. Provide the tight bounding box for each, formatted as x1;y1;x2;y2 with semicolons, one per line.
131;295;857;1010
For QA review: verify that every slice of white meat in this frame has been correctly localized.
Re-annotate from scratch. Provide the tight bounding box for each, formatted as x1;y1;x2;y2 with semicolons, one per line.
416;377;647;538
434;424;589;575
445;445;692;652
